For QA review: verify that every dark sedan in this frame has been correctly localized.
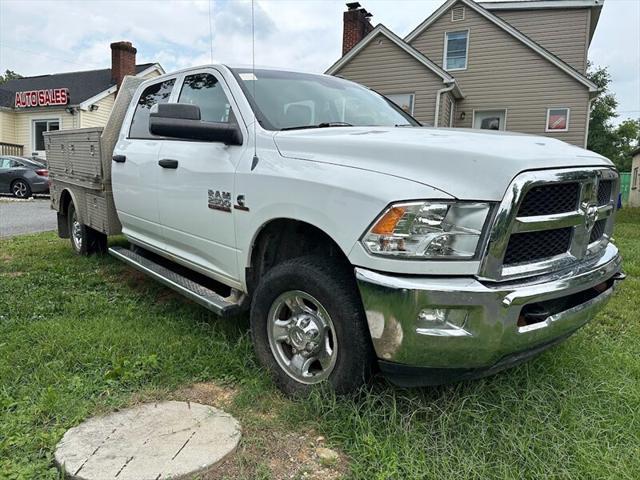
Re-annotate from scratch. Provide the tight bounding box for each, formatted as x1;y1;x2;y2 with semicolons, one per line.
0;156;49;198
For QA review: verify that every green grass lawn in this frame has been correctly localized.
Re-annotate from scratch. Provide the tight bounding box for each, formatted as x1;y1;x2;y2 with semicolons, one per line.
1;210;639;480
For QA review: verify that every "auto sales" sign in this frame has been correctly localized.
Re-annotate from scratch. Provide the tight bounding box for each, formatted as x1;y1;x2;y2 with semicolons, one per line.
14;88;69;108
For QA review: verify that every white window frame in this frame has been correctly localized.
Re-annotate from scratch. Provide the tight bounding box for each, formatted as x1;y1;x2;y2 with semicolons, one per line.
31;117;61;153
472;109;508;131
386;93;415;115
632;167;638;190
443;29;470;71
545;107;570;132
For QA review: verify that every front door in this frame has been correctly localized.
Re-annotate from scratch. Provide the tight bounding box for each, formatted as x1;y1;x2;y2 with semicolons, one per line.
0;157;13;192
112;77;177;246
156;68;247;285
473;110;506;131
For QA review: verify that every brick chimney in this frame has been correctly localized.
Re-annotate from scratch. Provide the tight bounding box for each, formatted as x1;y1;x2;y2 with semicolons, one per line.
110;41;137;88
342;2;373;56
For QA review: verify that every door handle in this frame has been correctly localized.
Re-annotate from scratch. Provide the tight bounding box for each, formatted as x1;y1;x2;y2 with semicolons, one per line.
112;155;126;163
158;159;179;169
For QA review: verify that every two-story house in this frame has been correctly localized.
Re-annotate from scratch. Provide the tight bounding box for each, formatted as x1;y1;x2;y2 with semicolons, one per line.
326;0;603;147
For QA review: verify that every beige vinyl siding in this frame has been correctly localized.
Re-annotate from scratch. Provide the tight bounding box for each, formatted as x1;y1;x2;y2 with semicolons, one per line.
142;69;161;79
334;32;446;125
440;91;455;127
14;108;76;155
0;110;18;144
492;8;590;73
629;154;640;207
80;93;115;128
409;2;589;146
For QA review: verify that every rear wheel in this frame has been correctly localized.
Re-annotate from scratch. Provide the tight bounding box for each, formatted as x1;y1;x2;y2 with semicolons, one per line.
250;255;374;396
11;179;31;198
67;202;107;255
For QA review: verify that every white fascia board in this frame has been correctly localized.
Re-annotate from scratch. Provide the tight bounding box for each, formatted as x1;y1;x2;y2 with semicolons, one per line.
78;85;117;110
405;0;598;92
325;24;454;82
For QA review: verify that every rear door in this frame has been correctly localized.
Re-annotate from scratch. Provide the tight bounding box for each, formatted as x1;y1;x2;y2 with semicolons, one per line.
112;77;177;247
156;68;248;285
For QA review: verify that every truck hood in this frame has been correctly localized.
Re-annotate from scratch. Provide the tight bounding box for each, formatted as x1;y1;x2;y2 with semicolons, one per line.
273;127;613;200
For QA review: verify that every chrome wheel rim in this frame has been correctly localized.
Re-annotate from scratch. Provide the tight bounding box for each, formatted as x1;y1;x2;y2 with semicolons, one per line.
71;211;82;251
267;290;338;385
13;181;27;198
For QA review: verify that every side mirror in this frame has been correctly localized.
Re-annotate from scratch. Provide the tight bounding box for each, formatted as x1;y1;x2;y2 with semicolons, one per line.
149;103;243;145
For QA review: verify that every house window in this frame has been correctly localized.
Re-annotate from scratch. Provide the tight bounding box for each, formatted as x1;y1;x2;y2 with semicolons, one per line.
473;110;506;131
546;108;570;132
451;6;465;22
633;167;639;189
32;119;60;152
444;31;469;70
386;93;415;115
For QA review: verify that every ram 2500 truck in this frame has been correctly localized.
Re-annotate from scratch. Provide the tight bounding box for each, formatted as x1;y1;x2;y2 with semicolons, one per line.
45;66;625;395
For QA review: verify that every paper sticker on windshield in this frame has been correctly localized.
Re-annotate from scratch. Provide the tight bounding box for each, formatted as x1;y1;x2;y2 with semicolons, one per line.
240;73;257;81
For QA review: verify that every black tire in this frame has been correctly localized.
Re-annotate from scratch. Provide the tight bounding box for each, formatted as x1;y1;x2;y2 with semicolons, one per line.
250;255;374;396
11;179;31;198
67;202;107;256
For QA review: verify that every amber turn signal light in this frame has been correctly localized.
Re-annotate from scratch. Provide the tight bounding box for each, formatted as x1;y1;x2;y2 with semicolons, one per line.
371;206;406;235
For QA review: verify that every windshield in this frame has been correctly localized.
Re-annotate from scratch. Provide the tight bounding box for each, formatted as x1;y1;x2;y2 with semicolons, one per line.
231;68;420;131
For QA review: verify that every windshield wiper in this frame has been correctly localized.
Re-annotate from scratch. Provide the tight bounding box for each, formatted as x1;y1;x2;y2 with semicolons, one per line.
281;122;353;131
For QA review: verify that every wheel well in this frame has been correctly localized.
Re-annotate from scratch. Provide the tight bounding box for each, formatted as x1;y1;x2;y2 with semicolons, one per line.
10;178;27;188
57;189;74;238
60;189;73;216
246;219;352;294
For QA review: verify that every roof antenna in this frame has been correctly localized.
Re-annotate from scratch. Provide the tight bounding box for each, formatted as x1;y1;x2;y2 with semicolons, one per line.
208;0;214;63
251;0;259;170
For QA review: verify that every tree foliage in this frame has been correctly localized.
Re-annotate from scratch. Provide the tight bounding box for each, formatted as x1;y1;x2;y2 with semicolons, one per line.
0;69;22;85
587;64;639;171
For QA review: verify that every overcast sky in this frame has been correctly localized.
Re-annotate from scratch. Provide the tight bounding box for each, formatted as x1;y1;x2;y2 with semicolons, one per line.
0;0;638;122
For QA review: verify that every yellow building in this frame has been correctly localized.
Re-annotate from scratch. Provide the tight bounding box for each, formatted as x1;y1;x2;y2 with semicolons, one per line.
0;41;163;158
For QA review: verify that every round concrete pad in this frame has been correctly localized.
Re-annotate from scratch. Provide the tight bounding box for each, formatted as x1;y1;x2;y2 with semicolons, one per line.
55;401;241;480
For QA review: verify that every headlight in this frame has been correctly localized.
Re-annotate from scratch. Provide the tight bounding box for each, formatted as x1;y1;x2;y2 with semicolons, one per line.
361;201;491;259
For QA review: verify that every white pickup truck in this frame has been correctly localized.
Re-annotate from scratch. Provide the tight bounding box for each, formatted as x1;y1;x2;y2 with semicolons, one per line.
46;66;624;395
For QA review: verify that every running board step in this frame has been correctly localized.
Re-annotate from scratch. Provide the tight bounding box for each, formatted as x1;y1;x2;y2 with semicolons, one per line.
108;246;242;317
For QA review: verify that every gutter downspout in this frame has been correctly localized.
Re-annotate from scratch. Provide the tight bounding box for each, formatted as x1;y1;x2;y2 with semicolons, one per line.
434;83;455;127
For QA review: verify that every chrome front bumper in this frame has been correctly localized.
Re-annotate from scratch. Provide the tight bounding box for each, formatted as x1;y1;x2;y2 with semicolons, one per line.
356;243;624;384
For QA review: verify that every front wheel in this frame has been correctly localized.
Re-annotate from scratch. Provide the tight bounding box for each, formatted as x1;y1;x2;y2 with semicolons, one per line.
250;256;374;396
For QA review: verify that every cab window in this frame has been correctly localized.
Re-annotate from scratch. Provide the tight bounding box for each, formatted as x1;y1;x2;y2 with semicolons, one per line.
178;73;233;123
129;79;176;139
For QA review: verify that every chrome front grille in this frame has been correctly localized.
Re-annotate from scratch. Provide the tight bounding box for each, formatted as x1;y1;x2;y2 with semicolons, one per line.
480;167;618;281
597;180;613;206
504;227;573;265
518;183;580;216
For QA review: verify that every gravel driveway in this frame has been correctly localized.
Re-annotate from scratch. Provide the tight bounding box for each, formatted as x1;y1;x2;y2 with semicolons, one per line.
0;196;57;238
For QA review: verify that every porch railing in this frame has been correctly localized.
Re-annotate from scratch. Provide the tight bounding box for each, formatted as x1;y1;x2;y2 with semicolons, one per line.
0;142;24;156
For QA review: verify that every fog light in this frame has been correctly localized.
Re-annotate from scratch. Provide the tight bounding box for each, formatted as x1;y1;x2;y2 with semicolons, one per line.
416;308;470;336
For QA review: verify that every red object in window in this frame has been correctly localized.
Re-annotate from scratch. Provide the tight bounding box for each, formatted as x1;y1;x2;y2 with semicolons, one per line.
548;114;566;130
35;169;48;177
